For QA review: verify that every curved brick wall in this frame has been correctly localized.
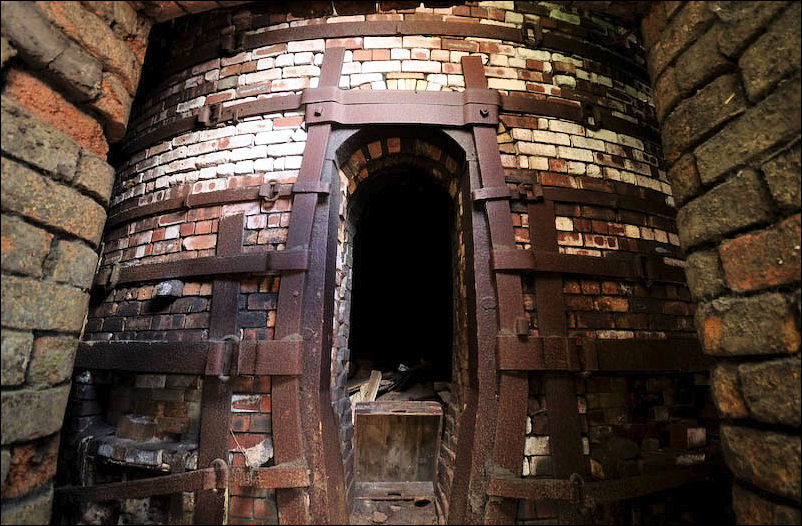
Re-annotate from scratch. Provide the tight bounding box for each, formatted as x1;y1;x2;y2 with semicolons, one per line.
642;1;801;523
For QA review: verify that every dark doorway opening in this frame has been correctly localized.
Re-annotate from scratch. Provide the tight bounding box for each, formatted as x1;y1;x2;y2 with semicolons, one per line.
348;169;454;387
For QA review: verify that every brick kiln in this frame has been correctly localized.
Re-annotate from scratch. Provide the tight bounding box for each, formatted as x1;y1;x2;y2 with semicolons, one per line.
1;1;799;526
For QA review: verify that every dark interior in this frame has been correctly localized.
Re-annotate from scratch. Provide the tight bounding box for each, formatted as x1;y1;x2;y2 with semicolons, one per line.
348;169;454;383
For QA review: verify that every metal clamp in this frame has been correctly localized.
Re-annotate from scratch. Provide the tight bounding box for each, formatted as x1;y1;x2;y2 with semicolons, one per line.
210;458;230;493
582;103;603;131
259;180;281;204
569;472;586;505
521;21;543;47
197;103;223;127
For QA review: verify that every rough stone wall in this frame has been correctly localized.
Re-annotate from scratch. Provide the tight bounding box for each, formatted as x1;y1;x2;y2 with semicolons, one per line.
1;2;151;523
642;1;801;523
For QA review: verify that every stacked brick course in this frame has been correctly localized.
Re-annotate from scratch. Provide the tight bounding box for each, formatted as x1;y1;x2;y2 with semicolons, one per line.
642;1;801;523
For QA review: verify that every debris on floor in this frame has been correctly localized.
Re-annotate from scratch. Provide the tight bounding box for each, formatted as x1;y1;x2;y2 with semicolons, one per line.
350;497;437;525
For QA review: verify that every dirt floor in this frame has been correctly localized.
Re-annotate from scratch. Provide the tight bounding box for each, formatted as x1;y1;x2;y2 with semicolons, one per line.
349;498;438;525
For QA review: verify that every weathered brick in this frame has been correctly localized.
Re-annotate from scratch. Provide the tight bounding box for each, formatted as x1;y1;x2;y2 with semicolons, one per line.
75;153;116;205
675;24;732;93
89;72;133;141
0;35;16;67
1;157;106;246
1;275;89;332
1;330;33;387
667;153;702;206
762;143;801;210
49;240;98;289
676;169;773;248
719;214;801;292
0;484;53;525
721;425;800;501
652;65;682;123
695;75;801;184
662;74;747;163
731;483;802;525
739;356;801;426
48;41;103;102
1;385;70;444
714;1;789;58
738;2;801;102
0;215;54;278
0;2;66;67
648;2;716;79
37;1;141;94
684;249;726;300
696;292;799;356
710;364;749;419
1;433;59;498
1;96;81;180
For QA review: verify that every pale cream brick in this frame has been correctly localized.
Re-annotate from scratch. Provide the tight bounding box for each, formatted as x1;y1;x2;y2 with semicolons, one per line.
294;52;314;65
361;60;402;73
205;69;220;81
341;62;361;74
485;66;517;78
624;225;640;238
518;142;556;156
447;75;464;87
516;48;550;61
531;130;570;145
511;128;532;141
549;120;585;135
270;77;308;92
285;156;303;169
450;51;469;63
505;11;523;24
267;142;306;157
254;130;294;145
402;36;441;49
427;74;447;85
287;39;325;52
566;161;586;175
364;36;402;48
350;73;383;86
489;54;509;66
605;142;627;157
528;156;549;170
586;164;602;178
555;217;574;231
586;129;618;142
553;75;576;87
371;80;387;90
518;156;529;168
402;60;441;73
256;57;275;71
196;151;230;168
410;48;430;60
508;57;526;68
487;78;526;90
283;65;321;78
236;120;273;134
176;96;206;113
571;136;605;151
230;145;267;162
274;54;294;67
391;48;411;60
233;160;253;174
241;69;281;85
254;158;274;172
617;134;644;150
431;49;450;62
500;154;518;168
479;1;514;8
557;146;594;162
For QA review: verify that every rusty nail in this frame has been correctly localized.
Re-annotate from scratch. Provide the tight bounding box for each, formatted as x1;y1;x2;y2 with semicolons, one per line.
480;107;489;117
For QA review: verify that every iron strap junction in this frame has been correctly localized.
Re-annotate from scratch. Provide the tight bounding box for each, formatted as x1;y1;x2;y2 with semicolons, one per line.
67;48;708;523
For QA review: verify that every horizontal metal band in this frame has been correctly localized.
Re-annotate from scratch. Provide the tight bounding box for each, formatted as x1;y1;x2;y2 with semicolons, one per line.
304;100;498;127
76;339;305;377
487;465;713;506
107;181;331;230
501;94;583;121
497;334;581;371
491;249;686;283
584;338;711;373
229;463;310;489
56;462;227;502
94;250;309;288
540;186;676;219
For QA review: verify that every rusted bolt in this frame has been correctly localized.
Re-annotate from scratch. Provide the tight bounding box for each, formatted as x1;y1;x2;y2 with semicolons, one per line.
313;106;323;117
480;107;489;117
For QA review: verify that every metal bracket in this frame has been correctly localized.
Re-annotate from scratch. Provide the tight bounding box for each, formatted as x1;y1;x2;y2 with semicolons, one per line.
582;103;603;131
197;103;223;127
521;21;543;47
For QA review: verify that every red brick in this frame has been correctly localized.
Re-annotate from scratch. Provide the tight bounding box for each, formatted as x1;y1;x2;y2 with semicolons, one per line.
273;116;304;128
352;49;372;61
182;234;216;251
2;435;59;498
230;432;264;450
179;222;195;237
367;140;383;159
230;414;250;432
5;70;108;156
230;496;254;518
260;395;272;413
372;49;390;60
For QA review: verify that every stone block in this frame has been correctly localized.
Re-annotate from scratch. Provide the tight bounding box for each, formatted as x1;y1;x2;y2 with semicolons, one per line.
1;330;33;387
1;96;80;180
762;143;801;210
732;483;802;525
684;249;726;300
1;275;89;332
710;364;749;419
0;215;54;278
48;41;103;101
1;36;17;67
0;484;53;525
721;425;801;501
738;2;801;102
89;72;133;142
719;214;801;292
695;75;801;185
714;1;789;58
49;240;98;289
75;152;115;206
662;73;747;163
739;356;801;426
1;157;106;246
676;169;773;248
648;2;716;79
1;385;70;444
27;335;78;386
696;292;799;356
652;65;682;123
2;434;59;498
666;153;702;206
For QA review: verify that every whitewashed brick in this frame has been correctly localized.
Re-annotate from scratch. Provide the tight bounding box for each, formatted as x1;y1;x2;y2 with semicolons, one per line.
195;151;230;168
221;51;250;67
549;120;585;135
256;57;275;70
292;128;307;142
524;436;549;456
391;48;411;60
361;60;402;73
447;75;464;87
511;129;532;141
371;80;387;90
230;145;267;162
364;36;402;48
427;74;447;85
270;77;308;92
176;96;206;113
617;134;644;150
516;48;550;61
350;73;383;86
402;36;441;49
402;60;441;73
234;160;254;174
531;130;570;145
205;69;219;81
557;146;594;162
294;52;314;65
236;120;273;134
242;69;281;85
488;54;508;66
254;158;274;172
275;54;294;67
285;156;303;169
341;62;361;74
571;136;605;151
487;78;526;90
528;156;549;170
553;75;576;87
287;39;325;52
267;142;306;157
587;129;618;142
283;65;321;78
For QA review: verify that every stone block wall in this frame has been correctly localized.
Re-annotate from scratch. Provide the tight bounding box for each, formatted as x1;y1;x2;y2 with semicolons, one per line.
642;1;801;523
1;2;152;523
